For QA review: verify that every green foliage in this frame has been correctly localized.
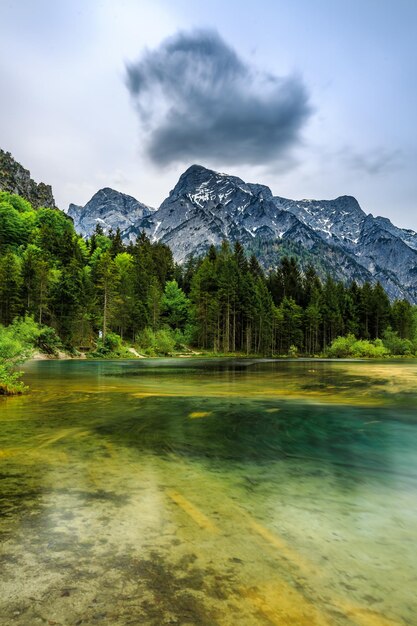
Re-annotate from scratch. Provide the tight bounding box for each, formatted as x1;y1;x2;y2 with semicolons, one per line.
0;326;31;364
155;328;176;355
0;364;27;395
1;191;417;362
8;315;41;347
288;345;298;357
135;327;176;356
0;322;32;394
391;299;415;339
325;334;356;358
325;334;389;359
382;328;414;356
36;326;62;356
0;191;33;214
0;252;23;324
6;316;62;356
0;317;63;393
277;297;303;353
162;280;189;329
135;327;156;353
32;207;74;258
0;193;35;247
89;331;130;359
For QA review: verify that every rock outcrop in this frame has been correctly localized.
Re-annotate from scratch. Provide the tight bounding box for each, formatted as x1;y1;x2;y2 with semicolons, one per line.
0;149;56;209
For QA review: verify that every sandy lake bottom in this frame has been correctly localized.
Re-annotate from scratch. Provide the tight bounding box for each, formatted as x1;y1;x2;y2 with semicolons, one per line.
1;358;417;625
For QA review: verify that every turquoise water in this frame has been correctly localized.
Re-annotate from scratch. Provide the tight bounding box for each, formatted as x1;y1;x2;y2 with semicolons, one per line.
0;359;416;625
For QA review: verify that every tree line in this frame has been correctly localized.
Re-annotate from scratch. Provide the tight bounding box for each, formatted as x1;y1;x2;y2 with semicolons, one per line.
0;191;416;356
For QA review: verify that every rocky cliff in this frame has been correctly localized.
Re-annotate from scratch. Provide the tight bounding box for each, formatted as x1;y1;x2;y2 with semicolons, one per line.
0;149;56;209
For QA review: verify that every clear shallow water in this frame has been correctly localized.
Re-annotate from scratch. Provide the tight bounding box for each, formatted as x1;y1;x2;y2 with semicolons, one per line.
0;358;417;626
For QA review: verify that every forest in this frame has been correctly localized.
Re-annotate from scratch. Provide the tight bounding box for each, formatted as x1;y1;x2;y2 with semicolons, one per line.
1;189;417;392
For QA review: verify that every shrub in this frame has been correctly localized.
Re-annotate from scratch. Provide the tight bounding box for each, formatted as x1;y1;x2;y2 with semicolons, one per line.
0;324;31;394
154;329;175;355
89;331;128;358
8;316;41;347
288;344;298;357
351;338;388;358
382;328;414;356
37;326;62;356
0;363;27;395
326;335;389;359
8;316;62;356
136;328;156;354
325;334;357;358
136;327;176;356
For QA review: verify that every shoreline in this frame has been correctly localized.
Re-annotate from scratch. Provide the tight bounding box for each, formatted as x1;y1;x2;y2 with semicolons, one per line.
25;352;417;364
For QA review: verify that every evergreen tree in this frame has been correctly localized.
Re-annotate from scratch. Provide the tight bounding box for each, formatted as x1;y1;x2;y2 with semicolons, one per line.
189;256;219;349
321;276;343;347
147;277;163;331
370;282;391;338
359;282;373;338
0;251;23;324
113;252;136;339
94;250;119;339
391;300;415;339
162;280;189;330
0;190;414;357
109;227;125;257
278;297;303;353
50;259;84;342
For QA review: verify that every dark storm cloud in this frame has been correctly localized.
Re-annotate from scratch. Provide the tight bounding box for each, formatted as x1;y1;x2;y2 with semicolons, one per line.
126;30;312;166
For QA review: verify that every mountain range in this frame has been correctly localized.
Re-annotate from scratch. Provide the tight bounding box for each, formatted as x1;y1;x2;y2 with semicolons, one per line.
67;164;417;303
1;149;416;303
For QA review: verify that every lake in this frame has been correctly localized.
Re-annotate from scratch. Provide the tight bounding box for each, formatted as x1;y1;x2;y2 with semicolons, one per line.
1;358;416;625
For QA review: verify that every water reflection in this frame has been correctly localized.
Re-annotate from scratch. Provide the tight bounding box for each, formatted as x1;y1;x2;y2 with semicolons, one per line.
0;359;416;625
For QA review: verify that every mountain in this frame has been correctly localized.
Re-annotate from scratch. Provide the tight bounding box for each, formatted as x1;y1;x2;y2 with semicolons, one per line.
0;149;56;209
142;164;300;260
67;164;417;302
67;187;154;237
272;193;417;302
373;216;417;251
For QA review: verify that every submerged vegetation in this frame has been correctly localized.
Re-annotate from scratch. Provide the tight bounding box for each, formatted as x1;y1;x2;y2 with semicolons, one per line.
1;189;417;393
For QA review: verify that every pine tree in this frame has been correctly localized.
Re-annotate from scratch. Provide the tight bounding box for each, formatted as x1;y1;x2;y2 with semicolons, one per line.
162;280;189;330
370;282;391;338
110;227;125;257
0;251;23;324
147;277;162;331
94;250;119;339
113;252;135;339
391;300;415;339
279;297;303;353
189;256;219;349
359;282;373;338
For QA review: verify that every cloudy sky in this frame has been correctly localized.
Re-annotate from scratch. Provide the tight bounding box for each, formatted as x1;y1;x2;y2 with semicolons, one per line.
1;0;417;228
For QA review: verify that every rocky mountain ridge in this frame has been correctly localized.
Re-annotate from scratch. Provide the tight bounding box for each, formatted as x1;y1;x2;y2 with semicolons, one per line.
2;147;415;303
67;187;154;236
67;164;417;302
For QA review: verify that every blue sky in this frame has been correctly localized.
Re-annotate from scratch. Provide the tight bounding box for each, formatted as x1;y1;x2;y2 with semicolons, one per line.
1;0;416;228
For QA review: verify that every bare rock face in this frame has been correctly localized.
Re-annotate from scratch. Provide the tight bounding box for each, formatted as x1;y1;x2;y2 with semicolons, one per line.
68;163;417;302
0;149;56;209
67;187;154;237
